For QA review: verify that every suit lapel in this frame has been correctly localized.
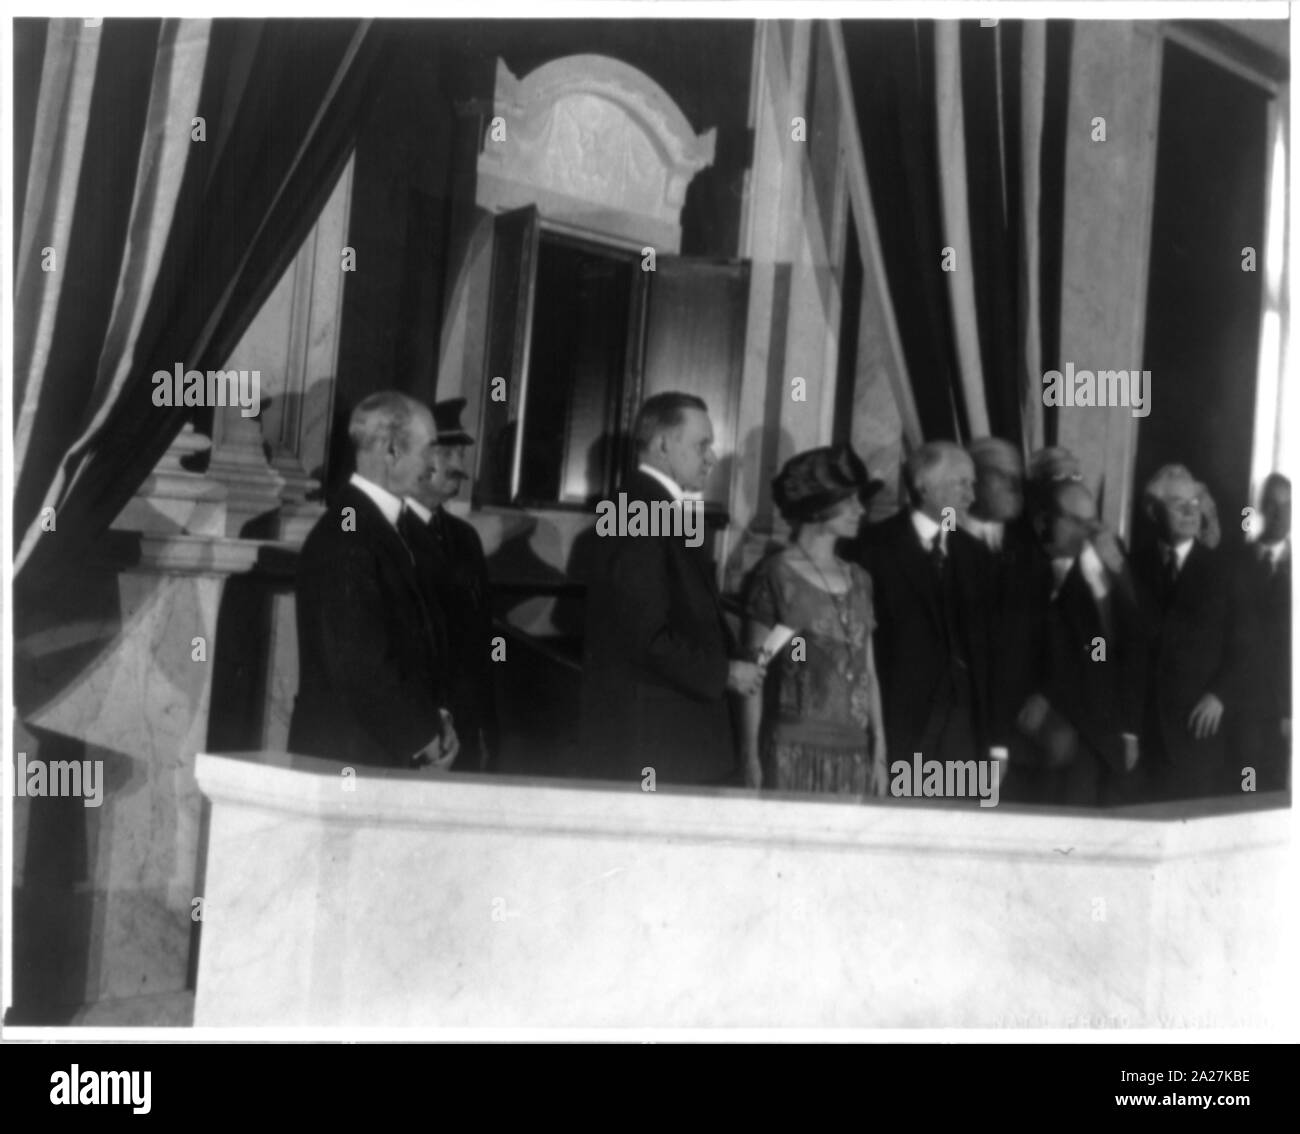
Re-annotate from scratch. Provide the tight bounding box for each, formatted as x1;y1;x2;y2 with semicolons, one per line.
628;470;718;595
344;484;437;631
895;515;944;634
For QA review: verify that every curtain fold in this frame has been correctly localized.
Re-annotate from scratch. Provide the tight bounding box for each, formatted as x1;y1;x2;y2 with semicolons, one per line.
840;17;1071;453
840;20;963;441
13;20;104;461
13;17;389;597
1019;21;1048;455
934;22;990;439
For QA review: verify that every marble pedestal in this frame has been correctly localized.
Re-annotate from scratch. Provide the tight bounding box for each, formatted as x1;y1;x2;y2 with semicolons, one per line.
193;751;1292;1029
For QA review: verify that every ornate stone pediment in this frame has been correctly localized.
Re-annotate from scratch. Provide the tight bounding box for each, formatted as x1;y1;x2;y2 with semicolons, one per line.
476;55;716;252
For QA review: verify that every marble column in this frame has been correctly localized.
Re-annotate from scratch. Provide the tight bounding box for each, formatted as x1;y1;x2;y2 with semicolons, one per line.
1055;22;1163;538
14;427;259;1023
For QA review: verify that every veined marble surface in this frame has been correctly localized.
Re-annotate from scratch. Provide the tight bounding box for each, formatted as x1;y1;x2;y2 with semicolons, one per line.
193;751;1292;1029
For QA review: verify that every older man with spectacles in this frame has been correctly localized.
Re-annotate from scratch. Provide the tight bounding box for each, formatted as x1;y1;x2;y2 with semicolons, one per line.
1133;464;1249;802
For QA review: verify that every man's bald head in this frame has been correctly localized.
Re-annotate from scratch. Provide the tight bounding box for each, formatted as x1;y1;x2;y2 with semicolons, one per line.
905;441;975;523
967;437;1024;522
1036;479;1099;560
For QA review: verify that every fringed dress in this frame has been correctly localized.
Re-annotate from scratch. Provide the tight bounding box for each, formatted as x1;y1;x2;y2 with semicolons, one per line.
745;551;877;795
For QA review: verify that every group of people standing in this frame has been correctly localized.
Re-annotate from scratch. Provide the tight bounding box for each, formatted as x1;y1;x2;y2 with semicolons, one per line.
289;391;496;773
579;391;1291;806
286;386;1289;809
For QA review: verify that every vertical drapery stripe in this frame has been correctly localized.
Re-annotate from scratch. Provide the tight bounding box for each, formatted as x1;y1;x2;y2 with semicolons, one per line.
15;21;211;574
14;19;387;595
13;20;102;476
1019;20;1047;455
934;22;990;439
66;22;211;460
825;21;922;448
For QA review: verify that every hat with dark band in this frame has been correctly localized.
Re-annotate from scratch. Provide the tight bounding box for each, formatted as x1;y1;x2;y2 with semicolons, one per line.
772;444;883;524
432;397;474;446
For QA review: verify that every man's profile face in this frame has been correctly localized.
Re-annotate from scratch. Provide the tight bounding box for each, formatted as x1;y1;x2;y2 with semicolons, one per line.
1042;483;1097;560
974;465;1024;523
919;452;975;522
387;408;437;499
659;408;716;494
420;443;467;507
1261;478;1292;543
1152;476;1202;544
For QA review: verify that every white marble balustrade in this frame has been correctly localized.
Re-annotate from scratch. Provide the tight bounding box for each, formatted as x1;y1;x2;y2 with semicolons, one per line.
193;750;1291;1029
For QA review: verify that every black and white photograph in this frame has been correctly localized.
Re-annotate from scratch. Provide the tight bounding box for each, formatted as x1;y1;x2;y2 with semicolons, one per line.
2;0;1296;1068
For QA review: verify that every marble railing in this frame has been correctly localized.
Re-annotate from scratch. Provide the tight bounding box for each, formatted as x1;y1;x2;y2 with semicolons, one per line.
193;750;1291;1028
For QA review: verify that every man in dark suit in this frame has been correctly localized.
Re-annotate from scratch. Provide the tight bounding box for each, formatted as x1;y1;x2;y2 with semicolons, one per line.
1133;464;1248;801
289;391;459;770
580;392;761;786
964;437;1053;800
853;441;994;767
1231;473;1291;793
1019;481;1146;805
402;398;498;772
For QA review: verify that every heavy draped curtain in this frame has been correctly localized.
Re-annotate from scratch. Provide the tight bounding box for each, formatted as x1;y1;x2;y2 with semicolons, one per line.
841;18;1073;455
12;17;388;600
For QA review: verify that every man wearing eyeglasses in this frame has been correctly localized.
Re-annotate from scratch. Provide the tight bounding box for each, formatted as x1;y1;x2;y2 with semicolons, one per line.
1016;480;1145;805
1133;464;1248;801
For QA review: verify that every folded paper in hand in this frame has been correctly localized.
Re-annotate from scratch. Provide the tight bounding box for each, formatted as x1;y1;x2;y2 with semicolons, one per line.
756;624;796;670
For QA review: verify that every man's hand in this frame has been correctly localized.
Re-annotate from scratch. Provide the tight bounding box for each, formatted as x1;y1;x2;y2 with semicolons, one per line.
1121;731;1140;772
1188;693;1224;740
1017;693;1050;735
417;711;459;770
869;753;890;797
727;660;762;697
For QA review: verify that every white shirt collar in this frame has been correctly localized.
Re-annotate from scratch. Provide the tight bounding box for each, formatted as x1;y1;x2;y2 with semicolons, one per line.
638;462;703;502
1162;538;1194;570
1051;543;1110;602
403;497;434;524
1078;542;1111;601
1050;556;1074;595
350;472;403;527
1259;537;1290;565
911;509;944;549
963;515;1004;552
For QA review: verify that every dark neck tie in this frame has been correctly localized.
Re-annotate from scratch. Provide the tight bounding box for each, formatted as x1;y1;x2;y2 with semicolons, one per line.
428;507;448;552
930;532;947;575
1162;547;1179;608
397;507;425;562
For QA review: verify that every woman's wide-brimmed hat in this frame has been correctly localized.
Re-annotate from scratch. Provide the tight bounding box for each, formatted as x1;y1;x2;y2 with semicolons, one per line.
772;445;884;524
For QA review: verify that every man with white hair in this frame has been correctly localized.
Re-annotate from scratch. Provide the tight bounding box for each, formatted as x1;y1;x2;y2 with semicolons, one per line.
853;441;994;767
1133;463;1247;800
289;391;459;770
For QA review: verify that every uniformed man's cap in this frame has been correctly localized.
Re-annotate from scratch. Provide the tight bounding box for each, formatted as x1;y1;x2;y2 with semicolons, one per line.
432;398;474;446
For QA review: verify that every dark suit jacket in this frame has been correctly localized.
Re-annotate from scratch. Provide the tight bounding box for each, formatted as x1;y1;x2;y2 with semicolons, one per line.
980;519;1053;751
579;469;735;784
1229;541;1291;788
1133;539;1248;781
1036;558;1147;783
289;482;446;768
405;506;498;770
1234;542;1291;723
853;511;994;762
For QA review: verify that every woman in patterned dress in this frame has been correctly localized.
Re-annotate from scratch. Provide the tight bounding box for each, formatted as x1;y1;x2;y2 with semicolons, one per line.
740;445;887;796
